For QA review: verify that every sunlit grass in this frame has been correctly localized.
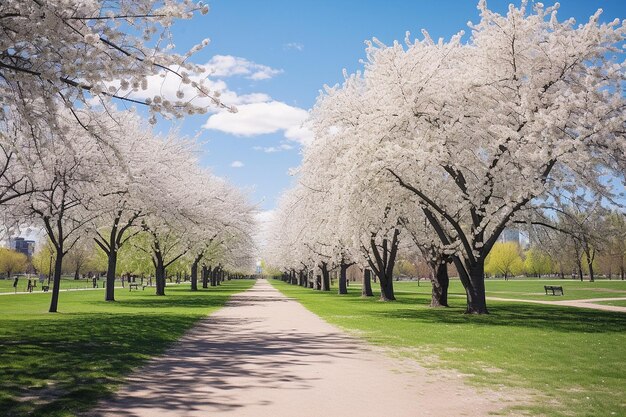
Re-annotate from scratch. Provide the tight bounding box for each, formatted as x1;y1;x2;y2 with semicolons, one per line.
271;279;626;417
0;279;255;417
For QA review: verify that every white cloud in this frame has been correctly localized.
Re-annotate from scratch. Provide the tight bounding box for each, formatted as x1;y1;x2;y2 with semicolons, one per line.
204;55;283;80
284;124;314;145
253;143;295;153
230;160;244;168
284;42;304;51
204;101;312;144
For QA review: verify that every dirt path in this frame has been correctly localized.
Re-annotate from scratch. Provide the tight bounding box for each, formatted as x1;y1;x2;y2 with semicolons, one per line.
88;279;515;417
486;296;626;313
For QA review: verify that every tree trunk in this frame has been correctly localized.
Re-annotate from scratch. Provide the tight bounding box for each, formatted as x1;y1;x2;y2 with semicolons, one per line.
210;267;217;286
105;251;117;302
48;252;64;313
202;265;209;288
378;272;396;301
586;248;595;282
462;259;488;314
338;262;348;295
191;261;199;291
155;261;166;296
315;274;321;290
362;269;373;297
74;267;80;280
321;265;330;291
368;230;399;301
430;262;449;307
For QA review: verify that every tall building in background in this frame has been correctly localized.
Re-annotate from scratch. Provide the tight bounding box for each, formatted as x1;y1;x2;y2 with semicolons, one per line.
498;229;520;245
8;237;36;259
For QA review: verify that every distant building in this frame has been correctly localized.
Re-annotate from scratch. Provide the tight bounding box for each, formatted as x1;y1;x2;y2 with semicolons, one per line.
498;229;520;245
8;237;36;258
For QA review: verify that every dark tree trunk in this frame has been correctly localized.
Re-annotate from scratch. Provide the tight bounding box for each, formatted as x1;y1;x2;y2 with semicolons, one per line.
48;252;64;313
362;269;373;297
94;209;142;304
202;265;209;288
367;229;400;301
315;275;321;290
430;262;449;307
74;268;80;280
191;261;199;291
298;270;305;286
461;258;488;314
105;251;117;301
378;273;396;301
338;262;348;295
374;247;397;302
210;267;217;286
155;256;166;296
321;264;330;291
586;248;595;282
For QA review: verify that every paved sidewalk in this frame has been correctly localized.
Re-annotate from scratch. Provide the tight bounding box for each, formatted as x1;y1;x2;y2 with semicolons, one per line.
486;296;626;313
89;279;514;417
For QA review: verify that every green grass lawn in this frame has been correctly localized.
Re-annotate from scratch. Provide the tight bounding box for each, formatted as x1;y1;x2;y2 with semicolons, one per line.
0;277;106;293
399;278;626;302
271;279;626;417
0;279;255;417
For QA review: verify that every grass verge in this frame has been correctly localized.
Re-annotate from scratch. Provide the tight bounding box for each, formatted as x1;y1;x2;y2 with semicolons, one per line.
270;280;626;417
0;279;255;417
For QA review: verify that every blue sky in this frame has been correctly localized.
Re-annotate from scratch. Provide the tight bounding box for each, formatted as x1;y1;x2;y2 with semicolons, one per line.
155;0;625;212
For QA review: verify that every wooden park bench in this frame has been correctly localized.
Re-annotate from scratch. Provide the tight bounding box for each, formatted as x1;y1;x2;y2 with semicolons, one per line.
41;285;50;292
128;283;139;291
544;285;564;296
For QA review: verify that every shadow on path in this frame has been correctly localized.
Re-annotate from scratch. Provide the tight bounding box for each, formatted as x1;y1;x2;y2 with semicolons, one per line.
88;282;367;417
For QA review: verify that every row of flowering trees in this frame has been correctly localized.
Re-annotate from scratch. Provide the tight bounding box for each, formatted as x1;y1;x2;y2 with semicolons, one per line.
265;2;625;314
1;1;256;312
